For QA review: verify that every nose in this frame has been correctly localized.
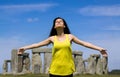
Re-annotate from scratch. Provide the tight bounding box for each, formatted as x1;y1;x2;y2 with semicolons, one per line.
57;21;61;23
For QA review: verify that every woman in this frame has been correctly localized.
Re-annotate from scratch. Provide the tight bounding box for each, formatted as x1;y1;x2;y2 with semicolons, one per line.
18;17;108;77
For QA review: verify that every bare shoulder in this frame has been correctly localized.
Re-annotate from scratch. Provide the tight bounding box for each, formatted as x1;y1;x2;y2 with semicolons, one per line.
68;34;80;41
67;34;74;41
68;34;75;38
49;36;55;43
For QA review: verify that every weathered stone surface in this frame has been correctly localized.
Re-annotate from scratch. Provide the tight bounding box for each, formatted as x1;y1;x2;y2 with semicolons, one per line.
33;48;52;73
32;48;51;53
33;64;40;74
32;49;42;74
73;51;85;74
21;53;30;73
87;55;96;74
73;50;83;74
43;48;52;74
102;57;108;74
17;55;23;72
3;60;11;74
73;51;83;56
11;49;18;74
96;55;103;75
44;51;52;74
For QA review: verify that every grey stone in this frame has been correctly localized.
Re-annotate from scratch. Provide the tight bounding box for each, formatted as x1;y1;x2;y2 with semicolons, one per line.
102;57;108;74
96;55;103;75
73;51;85;74
11;49;18;74
32;49;42;74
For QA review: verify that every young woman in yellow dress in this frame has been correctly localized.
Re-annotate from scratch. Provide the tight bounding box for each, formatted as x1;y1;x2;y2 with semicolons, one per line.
18;17;108;77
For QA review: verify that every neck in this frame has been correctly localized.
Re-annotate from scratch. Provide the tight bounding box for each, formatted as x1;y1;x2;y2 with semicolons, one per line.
56;28;64;36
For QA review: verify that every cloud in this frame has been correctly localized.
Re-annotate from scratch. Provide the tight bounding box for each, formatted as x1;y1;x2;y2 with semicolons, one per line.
0;36;30;72
72;32;120;71
0;36;32;73
104;25;120;31
0;3;58;13
0;36;28;58
79;5;120;16
91;38;120;71
27;17;39;23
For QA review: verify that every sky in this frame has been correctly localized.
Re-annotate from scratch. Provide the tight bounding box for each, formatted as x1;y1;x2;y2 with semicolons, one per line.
0;0;120;73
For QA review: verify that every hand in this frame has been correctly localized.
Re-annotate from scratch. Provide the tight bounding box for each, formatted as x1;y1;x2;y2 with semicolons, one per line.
100;49;108;57
18;47;25;55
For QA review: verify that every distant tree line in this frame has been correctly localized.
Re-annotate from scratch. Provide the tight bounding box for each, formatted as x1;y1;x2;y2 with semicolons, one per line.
109;69;120;74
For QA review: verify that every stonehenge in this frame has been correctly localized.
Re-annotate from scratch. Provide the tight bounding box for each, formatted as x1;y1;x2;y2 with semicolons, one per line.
2;48;108;75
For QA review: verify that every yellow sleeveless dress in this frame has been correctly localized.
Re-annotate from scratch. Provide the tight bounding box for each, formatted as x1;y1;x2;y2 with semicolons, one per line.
49;34;75;76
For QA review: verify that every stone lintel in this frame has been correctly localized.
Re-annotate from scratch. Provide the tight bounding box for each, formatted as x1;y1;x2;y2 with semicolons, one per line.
72;51;83;56
90;54;101;57
83;59;88;62
32;48;52;53
19;53;29;57
4;60;11;62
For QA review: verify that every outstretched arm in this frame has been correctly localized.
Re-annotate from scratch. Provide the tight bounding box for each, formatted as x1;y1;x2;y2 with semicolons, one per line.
18;37;52;54
70;34;108;57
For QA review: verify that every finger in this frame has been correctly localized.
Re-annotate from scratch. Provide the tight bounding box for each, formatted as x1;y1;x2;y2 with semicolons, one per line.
17;49;23;55
101;50;107;55
103;54;108;57
17;51;21;55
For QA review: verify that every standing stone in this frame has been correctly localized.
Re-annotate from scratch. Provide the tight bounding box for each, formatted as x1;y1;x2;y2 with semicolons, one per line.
87;54;96;74
34;64;40;74
96;55;103;75
17;55;23;72
102;57;108;74
3;60;12;74
11;49;19;74
3;60;8;74
33;48;52;73
24;55;30;71
44;49;52;74
73;51;85;74
21;53;30;73
3;60;11;74
32;48;42;74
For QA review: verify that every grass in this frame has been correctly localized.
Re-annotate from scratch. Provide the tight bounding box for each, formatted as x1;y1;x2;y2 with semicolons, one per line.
0;74;120;77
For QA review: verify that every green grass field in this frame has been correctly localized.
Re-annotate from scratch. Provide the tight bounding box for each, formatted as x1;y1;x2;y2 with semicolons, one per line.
0;74;120;77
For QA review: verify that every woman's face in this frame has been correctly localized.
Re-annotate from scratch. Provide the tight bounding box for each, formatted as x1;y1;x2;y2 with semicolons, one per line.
54;19;65;29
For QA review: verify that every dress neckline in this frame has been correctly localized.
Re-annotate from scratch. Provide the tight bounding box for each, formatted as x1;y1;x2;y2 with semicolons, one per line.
55;34;67;42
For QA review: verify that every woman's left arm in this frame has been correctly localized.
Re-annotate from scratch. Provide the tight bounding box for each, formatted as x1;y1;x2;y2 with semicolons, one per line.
70;34;108;57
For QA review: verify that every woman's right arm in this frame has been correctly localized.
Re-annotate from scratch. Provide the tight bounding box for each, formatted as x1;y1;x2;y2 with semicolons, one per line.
18;37;53;54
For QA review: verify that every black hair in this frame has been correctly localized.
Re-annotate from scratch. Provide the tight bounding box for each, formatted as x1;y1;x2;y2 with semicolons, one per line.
49;17;71;37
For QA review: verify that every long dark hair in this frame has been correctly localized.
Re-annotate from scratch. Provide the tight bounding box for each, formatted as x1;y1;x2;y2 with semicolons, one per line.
49;17;71;37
